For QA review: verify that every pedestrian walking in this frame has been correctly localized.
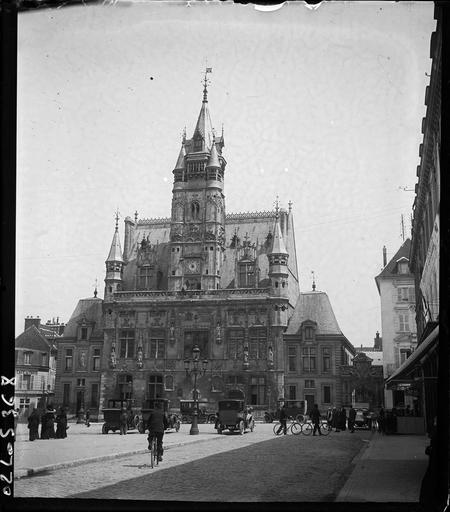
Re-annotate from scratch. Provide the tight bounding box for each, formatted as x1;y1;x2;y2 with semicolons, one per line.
27;406;40;441
276;404;288;435
332;407;340;432
348;405;356;433
14;408;20;436
147;402;169;462
326;408;333;429
339;407;347;431
119;408;128;435
85;409;90;427
310;404;322;436
377;406;385;434
55;407;68;439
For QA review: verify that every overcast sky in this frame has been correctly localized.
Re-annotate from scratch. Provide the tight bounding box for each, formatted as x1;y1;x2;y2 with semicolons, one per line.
16;1;435;346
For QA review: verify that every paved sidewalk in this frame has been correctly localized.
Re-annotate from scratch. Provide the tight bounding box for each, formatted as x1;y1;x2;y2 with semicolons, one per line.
336;432;429;502
14;421;223;479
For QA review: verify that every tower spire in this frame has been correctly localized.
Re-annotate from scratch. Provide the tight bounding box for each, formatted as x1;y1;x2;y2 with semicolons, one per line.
202;66;212;103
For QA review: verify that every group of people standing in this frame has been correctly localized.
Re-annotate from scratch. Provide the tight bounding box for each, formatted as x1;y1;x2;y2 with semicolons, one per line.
326;406;350;432
27;405;68;441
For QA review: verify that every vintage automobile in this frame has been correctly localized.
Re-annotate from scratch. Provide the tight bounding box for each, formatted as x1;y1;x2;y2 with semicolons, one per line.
137;398;181;434
101;399;139;434
179;400;216;424
354;408;371;429
215;400;255;435
264;399;307;423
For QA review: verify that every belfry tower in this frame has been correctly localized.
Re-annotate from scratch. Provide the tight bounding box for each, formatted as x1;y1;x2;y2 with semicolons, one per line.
168;69;227;291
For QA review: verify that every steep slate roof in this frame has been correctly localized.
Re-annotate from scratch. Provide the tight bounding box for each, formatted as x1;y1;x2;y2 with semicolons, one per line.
62;297;104;339
124;209;300;305
15;325;53;352
375;238;412;291
192;97;215;151
285;291;342;335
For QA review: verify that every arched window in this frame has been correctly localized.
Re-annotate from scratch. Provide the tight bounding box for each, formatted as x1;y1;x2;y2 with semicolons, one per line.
190;201;200;220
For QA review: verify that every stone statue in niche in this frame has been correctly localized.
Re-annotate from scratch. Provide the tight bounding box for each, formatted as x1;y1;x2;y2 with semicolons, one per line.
79;351;87;369
136;346;143;369
215;322;222;344
110;345;117;369
243;346;249;366
268;346;274;366
169;323;176;344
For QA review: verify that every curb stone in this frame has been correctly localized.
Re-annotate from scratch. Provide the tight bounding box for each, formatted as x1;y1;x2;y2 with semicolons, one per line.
14;434;226;480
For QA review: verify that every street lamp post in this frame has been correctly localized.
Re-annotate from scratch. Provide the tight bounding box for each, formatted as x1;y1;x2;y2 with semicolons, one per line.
184;345;208;435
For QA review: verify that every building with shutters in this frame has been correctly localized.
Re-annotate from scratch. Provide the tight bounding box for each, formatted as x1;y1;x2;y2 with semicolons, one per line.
54;72;354;419
375;239;418;409
15;316;63;419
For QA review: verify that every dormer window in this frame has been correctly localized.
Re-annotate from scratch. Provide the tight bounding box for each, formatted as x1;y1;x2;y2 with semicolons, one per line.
24;351;32;365
397;258;409;274
238;261;255;288
80;327;88;341
301;322;316;343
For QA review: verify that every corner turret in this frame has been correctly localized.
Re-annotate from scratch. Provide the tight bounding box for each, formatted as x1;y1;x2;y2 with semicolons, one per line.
104;212;124;301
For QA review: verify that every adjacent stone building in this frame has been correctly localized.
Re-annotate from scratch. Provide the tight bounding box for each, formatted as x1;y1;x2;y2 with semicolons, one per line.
54;74;354;419
283;289;355;413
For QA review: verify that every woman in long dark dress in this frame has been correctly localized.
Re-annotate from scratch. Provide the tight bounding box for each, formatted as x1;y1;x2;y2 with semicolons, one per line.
55;407;68;439
27;408;40;441
41;407;56;439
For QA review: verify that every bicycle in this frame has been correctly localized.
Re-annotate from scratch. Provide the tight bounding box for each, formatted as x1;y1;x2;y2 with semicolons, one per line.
273;417;297;435
299;419;331;436
149;435;159;468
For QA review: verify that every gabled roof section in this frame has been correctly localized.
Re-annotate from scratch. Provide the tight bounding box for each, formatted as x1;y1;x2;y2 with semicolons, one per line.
285;291;343;335
375;238;412;291
106;227;123;263
15;325;52;352
63;298;104;338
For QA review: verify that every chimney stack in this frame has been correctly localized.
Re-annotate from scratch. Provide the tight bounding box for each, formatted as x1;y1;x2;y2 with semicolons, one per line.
24;316;41;331
382;246;387;267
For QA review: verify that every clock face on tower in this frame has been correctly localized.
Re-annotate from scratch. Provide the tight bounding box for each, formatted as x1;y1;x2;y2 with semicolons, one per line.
184;259;201;274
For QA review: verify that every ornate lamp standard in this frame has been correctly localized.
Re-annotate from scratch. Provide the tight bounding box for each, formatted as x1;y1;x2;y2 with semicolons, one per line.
184;345;208;435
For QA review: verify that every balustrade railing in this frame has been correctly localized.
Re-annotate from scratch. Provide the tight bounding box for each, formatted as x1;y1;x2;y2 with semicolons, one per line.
114;287;272;300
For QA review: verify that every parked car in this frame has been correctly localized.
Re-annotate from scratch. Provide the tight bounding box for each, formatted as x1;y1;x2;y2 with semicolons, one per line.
179;400;216;424
264;399;307;423
216;400;255;434
354;409;371;429
101;399;139;434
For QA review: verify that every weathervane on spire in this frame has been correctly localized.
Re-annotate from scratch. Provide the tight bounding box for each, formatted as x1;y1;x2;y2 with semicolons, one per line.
115;208;120;230
311;270;316;291
202;64;212;102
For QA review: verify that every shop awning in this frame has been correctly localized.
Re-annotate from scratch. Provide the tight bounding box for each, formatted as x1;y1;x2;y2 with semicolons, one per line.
386;325;439;386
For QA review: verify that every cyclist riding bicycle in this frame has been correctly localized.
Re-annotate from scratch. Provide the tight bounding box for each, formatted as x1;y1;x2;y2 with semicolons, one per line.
147;402;169;462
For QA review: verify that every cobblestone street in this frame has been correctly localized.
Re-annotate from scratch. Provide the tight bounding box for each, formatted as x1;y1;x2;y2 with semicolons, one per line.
14;424;365;501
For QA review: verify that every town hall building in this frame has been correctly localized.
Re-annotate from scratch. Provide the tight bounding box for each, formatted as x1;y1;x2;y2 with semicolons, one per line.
54;72;355;419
